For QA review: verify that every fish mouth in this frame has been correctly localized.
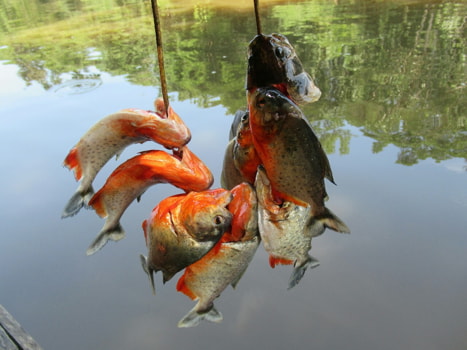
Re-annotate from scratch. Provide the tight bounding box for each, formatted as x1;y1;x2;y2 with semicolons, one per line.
247;34;284;90
172;147;184;161
255;88;301;119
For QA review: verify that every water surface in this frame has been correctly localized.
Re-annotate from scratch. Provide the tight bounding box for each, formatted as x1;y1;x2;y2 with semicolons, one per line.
0;1;466;349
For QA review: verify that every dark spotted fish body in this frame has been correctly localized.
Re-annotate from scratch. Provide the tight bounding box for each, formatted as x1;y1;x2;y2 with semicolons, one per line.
247;33;321;104
248;87;335;212
249;88;349;238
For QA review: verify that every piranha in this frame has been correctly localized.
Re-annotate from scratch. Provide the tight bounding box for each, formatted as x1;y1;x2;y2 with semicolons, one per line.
62;98;191;218
255;166;322;289
220;138;245;190
176;183;259;327
246;33;321;104
85;147;213;256
248;87;349;234
221;110;261;190
140;188;233;294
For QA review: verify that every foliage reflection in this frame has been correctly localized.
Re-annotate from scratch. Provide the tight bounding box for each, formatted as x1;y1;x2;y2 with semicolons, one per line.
0;0;465;165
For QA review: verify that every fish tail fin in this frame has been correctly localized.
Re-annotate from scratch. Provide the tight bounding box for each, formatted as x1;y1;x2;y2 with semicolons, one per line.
177;305;223;328
61;186;94;218
319;207;350;234
140;254;156;295
288;256;320;290
86;224;125;256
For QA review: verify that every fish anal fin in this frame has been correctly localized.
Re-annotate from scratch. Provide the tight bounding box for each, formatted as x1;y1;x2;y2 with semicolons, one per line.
88;191;107;218
176;272;197;300
269;255;293;268
64;148;82;181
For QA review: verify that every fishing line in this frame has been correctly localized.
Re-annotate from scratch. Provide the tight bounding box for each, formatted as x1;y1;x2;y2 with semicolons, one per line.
150;0;170;113
254;0;262;34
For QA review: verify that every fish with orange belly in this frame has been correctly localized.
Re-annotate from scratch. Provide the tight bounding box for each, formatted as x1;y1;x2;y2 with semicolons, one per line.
248;87;348;236
221;32;321;189
176;183;259;327
85;146;213;255
255;166;321;289
140;188;233;294
62;98;191;218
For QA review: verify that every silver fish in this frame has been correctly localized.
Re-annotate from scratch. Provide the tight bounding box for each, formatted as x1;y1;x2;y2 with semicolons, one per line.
62;98;191;218
255;166;325;289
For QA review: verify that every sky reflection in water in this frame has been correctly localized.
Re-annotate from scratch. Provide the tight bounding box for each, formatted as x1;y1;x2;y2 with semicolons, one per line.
0;1;466;349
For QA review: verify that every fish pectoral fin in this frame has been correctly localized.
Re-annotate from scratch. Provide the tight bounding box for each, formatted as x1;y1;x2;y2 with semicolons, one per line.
86;224;125;256
177;305;223;328
288;256;320;290
140;254;156;295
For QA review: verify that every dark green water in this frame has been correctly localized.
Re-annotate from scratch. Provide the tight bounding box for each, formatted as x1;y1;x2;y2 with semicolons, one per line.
0;1;466;349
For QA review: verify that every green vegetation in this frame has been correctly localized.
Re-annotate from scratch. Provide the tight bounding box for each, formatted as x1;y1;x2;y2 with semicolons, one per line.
0;0;465;165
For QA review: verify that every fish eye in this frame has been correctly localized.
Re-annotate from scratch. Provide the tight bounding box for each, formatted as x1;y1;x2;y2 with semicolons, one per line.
213;215;225;225
241;113;248;122
275;47;284;58
275;46;291;59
